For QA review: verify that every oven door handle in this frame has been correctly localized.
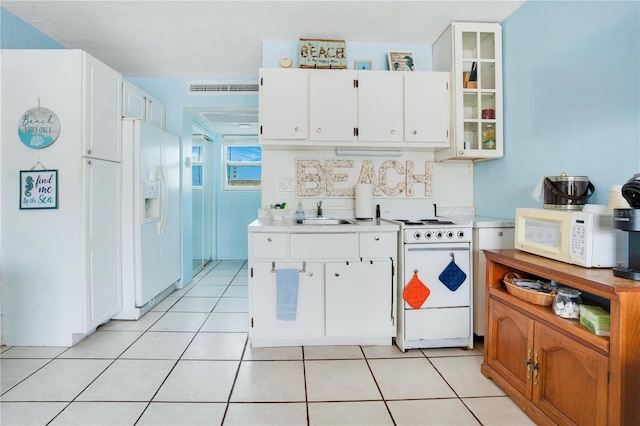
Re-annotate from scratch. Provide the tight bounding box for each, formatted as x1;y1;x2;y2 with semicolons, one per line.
407;247;469;252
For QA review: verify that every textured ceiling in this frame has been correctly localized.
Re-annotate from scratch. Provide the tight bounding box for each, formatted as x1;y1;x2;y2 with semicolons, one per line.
2;0;525;78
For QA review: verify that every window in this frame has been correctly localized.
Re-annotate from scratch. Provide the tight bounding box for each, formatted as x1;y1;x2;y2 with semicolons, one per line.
224;140;261;189
192;145;204;189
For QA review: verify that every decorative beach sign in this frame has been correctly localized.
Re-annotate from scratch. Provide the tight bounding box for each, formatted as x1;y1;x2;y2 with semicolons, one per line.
18;102;61;149
299;38;347;69
20;169;58;209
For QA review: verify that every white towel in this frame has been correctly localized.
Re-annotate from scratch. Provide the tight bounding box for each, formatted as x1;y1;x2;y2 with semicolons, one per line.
276;269;299;321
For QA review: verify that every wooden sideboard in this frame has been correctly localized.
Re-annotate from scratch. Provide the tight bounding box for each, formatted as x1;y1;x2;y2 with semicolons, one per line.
481;249;640;426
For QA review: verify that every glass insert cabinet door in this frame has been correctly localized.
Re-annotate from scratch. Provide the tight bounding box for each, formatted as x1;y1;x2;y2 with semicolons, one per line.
460;29;502;155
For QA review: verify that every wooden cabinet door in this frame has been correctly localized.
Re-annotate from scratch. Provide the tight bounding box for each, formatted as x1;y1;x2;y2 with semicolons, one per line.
259;69;308;140
250;261;324;339
533;323;609;426
486;299;534;398
404;72;450;145
357;71;403;142
325;260;393;337
309;71;356;142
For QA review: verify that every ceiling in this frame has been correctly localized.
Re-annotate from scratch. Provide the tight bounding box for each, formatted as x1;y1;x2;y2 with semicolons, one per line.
2;0;525;135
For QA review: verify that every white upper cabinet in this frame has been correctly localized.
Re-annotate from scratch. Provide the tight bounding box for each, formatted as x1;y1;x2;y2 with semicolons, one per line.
433;22;503;161
259;68;308;140
122;81;166;130
357;71;404;143
84;53;123;161
404;72;450;145
309;70;357;142
258;68;451;150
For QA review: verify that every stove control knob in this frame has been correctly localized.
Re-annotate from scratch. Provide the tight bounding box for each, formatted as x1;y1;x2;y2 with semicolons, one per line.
435;231;444;239
446;231;454;239
413;231;422;240
424;231;432;239
457;230;465;239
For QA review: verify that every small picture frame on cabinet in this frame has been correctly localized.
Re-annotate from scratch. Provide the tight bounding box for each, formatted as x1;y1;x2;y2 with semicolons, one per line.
354;60;372;70
388;51;415;71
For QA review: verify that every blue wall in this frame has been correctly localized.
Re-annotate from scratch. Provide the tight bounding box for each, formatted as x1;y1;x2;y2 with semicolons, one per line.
0;8;64;48
474;0;640;218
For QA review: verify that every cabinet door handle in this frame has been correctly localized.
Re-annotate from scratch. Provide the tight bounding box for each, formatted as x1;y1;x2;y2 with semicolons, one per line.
498;231;503;236
316;128;322;133
458;151;464;155
390;129;396;135
267;237;273;242
334;273;340;277
533;350;540;385
87;160;92;165
308;272;313;277
375;237;380;241
523;348;533;380
294;127;300;132
412;130;417;135
87;149;92;155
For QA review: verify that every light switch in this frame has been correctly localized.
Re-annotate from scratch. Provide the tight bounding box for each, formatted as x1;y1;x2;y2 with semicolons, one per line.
279;177;295;192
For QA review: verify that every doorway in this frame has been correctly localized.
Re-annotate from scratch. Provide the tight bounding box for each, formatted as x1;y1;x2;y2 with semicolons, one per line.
191;125;213;275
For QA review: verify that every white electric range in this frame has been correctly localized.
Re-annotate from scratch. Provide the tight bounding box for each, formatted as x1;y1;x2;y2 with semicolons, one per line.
380;204;474;352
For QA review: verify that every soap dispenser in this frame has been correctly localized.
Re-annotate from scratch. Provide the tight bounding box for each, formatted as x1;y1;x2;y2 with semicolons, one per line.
295;201;305;222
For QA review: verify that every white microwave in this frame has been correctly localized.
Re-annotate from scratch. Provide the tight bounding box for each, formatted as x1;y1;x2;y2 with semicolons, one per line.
514;207;628;268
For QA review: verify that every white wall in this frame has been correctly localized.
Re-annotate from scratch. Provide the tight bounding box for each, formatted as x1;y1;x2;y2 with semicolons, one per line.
261;150;474;214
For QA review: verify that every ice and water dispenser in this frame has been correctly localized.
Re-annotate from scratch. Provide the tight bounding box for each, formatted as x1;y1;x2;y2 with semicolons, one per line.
143;170;160;222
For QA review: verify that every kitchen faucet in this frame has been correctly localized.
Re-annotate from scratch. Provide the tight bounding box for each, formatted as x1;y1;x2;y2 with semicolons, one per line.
317;201;323;217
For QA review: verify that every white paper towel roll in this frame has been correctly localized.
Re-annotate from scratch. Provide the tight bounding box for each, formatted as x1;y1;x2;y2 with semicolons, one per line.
355;184;373;219
608;185;630;209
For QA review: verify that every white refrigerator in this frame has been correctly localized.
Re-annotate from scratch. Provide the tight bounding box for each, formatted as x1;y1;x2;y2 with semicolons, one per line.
116;118;181;319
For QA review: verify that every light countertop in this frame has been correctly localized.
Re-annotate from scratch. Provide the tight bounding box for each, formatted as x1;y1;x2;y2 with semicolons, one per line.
248;218;400;233
443;215;514;228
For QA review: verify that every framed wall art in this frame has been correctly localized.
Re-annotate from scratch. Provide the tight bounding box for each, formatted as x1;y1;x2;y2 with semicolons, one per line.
299;38;347;69
354;60;372;70
388;51;416;71
20;169;58;209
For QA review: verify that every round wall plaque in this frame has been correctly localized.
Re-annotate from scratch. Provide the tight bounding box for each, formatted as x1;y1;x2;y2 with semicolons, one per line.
18;107;61;149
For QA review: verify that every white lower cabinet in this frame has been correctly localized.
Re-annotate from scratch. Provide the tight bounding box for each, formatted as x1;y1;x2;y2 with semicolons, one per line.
248;229;397;347
251;261;324;338
325;259;394;337
473;226;514;336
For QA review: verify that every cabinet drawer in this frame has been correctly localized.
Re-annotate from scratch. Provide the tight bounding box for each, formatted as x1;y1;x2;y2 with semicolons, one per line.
252;233;288;259
290;233;358;259
477;227;514;250
360;232;397;258
405;307;470;341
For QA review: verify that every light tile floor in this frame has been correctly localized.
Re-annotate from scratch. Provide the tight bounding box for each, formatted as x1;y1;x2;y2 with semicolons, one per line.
0;260;536;426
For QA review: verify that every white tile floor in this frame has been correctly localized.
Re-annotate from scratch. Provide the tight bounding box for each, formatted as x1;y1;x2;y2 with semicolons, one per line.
0;260;536;426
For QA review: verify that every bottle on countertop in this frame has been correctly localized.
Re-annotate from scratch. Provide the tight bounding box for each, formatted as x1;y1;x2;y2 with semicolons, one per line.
295;201;305;222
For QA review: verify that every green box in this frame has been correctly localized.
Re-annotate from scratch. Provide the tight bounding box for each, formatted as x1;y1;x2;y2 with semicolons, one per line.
579;305;610;336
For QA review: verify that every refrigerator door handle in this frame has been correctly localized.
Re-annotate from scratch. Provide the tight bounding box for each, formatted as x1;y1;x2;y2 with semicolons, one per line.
157;166;168;235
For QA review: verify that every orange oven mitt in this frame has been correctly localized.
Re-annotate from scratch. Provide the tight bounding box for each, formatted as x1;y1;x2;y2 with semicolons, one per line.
403;269;430;309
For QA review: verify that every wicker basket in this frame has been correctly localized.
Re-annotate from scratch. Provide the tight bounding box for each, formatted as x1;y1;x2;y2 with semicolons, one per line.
503;272;555;307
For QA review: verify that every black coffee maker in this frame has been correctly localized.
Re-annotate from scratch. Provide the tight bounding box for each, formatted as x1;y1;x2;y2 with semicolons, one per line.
613;173;640;280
